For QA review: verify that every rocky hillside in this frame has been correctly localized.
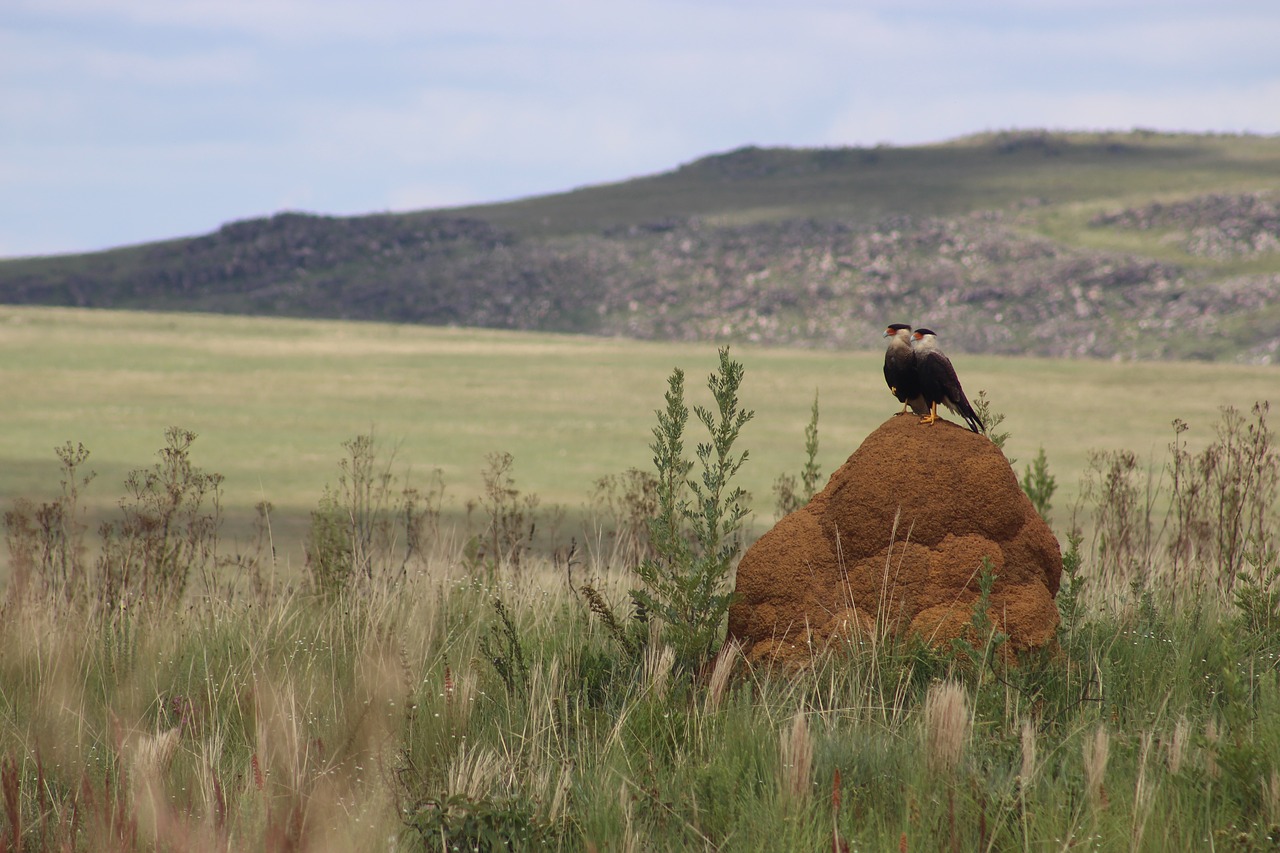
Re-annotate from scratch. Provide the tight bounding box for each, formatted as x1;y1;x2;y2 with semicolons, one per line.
589;203;1280;361
3;131;1279;362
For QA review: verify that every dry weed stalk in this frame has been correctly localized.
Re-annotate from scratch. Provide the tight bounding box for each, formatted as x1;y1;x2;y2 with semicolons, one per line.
923;681;971;779
1167;715;1189;774
778;710;814;808
1204;717;1221;779
704;640;740;713
643;643;676;699
1083;724;1110;809
1019;718;1037;784
1131;731;1156;849
446;744;504;801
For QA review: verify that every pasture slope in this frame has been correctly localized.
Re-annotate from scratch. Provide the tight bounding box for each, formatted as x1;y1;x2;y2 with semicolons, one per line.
1;304;1274;572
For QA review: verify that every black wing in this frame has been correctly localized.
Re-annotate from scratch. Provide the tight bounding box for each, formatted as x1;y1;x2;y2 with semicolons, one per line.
883;347;917;402
922;350;985;433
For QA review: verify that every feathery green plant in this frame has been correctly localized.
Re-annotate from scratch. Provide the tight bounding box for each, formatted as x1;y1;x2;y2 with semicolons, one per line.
633;346;754;670
1021;445;1057;523
972;389;1009;452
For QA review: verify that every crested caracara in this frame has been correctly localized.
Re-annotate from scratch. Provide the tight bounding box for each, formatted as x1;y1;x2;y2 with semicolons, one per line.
911;328;985;433
883;324;927;416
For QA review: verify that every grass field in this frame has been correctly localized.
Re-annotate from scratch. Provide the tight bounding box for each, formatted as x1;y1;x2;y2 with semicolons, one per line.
2;305;1280;851
1;304;1276;575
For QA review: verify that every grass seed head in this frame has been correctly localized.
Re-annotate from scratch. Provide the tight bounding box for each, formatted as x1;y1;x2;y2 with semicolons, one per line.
779;710;813;806
923;681;971;780
1083;724;1111;808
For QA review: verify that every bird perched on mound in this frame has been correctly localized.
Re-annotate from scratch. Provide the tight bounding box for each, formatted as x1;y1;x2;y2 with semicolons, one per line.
911;328;985;433
882;324;927;416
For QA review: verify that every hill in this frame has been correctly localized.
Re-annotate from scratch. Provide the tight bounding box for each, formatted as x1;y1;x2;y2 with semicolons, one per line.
3;130;1280;362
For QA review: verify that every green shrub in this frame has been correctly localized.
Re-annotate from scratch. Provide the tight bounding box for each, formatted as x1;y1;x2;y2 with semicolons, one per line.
403;793;555;851
633;346;754;671
1021;445;1057;523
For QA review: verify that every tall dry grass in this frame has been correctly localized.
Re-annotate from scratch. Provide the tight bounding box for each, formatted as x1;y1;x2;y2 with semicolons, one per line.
3;524;1280;850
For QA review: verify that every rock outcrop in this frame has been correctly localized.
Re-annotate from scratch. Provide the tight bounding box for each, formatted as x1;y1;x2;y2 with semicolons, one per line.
727;414;1062;668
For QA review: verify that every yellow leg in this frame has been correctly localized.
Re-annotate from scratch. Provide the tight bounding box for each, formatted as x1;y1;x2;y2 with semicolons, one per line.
919;402;939;425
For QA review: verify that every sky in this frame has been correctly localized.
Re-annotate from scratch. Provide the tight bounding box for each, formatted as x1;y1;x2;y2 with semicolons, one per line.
3;1;1279;258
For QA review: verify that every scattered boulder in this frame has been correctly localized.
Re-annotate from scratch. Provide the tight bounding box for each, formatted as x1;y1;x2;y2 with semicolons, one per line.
726;414;1062;668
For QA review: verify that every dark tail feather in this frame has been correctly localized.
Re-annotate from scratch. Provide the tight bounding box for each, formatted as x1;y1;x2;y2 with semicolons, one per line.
962;404;985;434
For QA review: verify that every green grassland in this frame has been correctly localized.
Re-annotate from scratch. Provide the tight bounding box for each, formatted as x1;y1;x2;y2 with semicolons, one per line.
2;305;1275;573
3;305;1280;851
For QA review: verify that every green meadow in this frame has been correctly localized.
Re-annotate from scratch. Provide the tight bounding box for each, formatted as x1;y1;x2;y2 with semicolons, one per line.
2;305;1280;851
2;304;1276;572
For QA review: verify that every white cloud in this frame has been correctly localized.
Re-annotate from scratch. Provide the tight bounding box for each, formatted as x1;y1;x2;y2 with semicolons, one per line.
3;0;1279;255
